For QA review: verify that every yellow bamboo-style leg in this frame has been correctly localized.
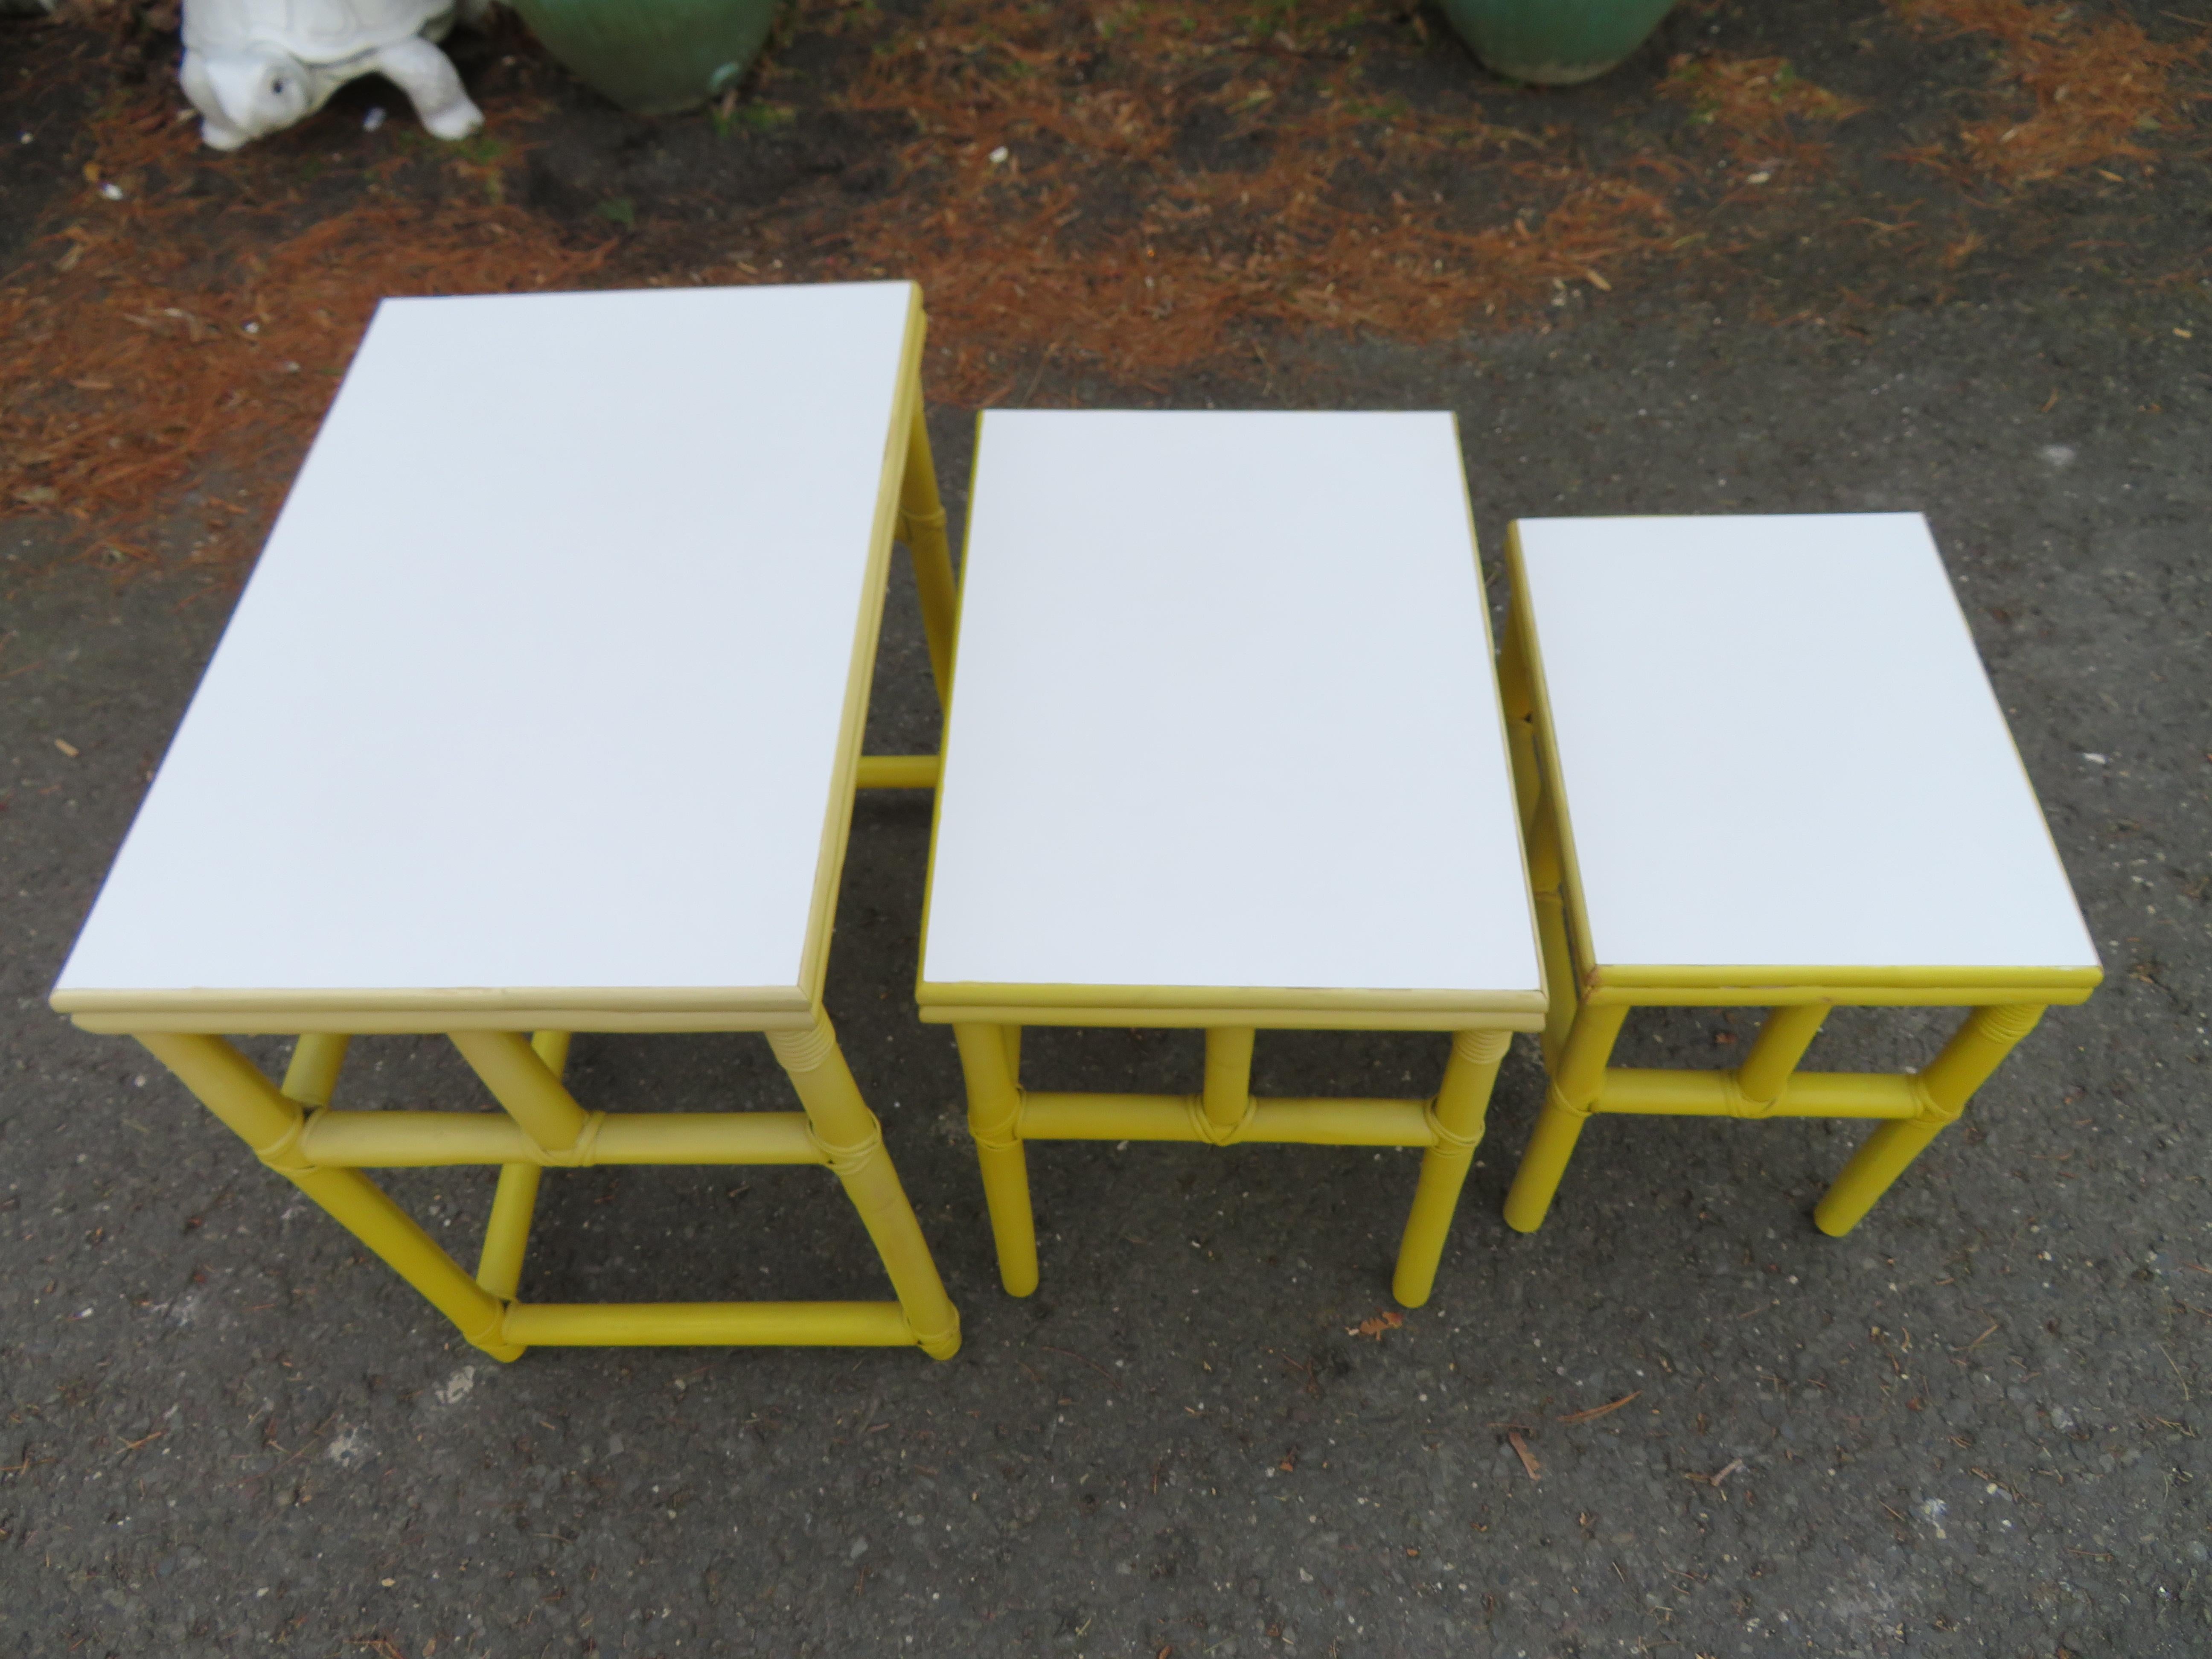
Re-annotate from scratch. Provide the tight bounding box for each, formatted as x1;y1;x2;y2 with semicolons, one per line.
281;1033;349;1106
955;1021;1037;1297
1524;796;1579;1066
1201;1027;1255;1140
449;1030;591;1153
768;1014;961;1359
1814;1004;2044;1236
135;1033;521;1361
1393;1028;1512;1307
898;397;959;709
531;1030;573;1079
1503;1001;1629;1233
473;1030;571;1307
475;1163;540;1304
1524;771;1563;901
1736;1003;1830;1110
855;754;941;790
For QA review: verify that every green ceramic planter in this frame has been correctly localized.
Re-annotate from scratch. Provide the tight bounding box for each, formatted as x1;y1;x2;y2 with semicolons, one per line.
513;0;783;116
1436;0;1678;86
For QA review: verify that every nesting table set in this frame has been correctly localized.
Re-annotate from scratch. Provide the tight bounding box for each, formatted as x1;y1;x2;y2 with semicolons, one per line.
52;281;2101;1364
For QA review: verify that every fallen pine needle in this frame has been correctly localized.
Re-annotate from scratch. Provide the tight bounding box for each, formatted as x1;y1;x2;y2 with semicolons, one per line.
2159;1342;2193;1402
1686;1457;1746;1486
1955;1320;2002;1352
1508;1431;1541;1481
1557;1390;1642;1425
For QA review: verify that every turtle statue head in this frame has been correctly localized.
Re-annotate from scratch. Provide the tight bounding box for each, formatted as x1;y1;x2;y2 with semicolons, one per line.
186;44;315;150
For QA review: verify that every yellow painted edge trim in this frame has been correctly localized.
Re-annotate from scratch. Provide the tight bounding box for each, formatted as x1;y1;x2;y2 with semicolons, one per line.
1583;981;2096;1010
795;282;929;1013
58;987;815;1035
915;980;1546;1016
69;1011;820;1036
918;1001;1545;1032
1587;963;2100;997
1505;525;1604;996
908;407;988;1015
1450;416;1551;1019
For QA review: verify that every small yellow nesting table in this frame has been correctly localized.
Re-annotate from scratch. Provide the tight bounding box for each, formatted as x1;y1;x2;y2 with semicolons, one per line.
52;281;963;1361
1496;513;2101;1235
917;410;1547;1307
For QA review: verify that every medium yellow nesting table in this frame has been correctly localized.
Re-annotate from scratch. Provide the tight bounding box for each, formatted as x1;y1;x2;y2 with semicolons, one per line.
917;410;1547;1307
1496;513;2101;1235
52;281;963;1361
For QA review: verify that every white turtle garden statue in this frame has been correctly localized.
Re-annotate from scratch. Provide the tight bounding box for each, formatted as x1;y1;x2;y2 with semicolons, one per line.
180;0;492;151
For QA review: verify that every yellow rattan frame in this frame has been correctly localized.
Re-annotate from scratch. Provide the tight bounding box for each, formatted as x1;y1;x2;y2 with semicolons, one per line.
921;1015;1533;1309
916;446;1546;1308
1493;524;2100;1237
53;295;966;1360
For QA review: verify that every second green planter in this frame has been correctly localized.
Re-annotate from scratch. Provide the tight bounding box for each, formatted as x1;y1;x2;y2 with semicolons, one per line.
1436;0;1678;86
514;0;783;116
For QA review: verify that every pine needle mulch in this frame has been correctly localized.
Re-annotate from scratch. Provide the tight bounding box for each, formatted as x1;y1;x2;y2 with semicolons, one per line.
1890;0;2209;188
1;87;608;567
1658;54;1865;174
777;0;1681;401
5;3;1694;547
1;0;2203;556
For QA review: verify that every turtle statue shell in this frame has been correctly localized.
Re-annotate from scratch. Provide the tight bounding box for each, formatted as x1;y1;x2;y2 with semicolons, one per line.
179;0;491;151
183;0;462;60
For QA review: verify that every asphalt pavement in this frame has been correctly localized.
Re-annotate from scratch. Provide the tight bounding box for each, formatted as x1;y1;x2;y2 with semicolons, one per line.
3;291;2209;1657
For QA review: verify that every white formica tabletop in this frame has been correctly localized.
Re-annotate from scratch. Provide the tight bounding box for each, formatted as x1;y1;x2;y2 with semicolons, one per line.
920;410;1544;1022
55;282;922;1030
1512;512;2099;981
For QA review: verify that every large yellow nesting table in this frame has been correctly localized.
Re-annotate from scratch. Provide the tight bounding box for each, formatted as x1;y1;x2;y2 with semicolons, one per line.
1497;513;2101;1235
917;410;1547;1307
52;282;962;1361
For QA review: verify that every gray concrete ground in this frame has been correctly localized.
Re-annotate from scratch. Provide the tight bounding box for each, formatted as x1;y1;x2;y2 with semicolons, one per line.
4;290;2210;1659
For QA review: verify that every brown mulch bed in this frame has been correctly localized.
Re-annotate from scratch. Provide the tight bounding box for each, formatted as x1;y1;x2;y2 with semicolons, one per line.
2;0;2203;561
